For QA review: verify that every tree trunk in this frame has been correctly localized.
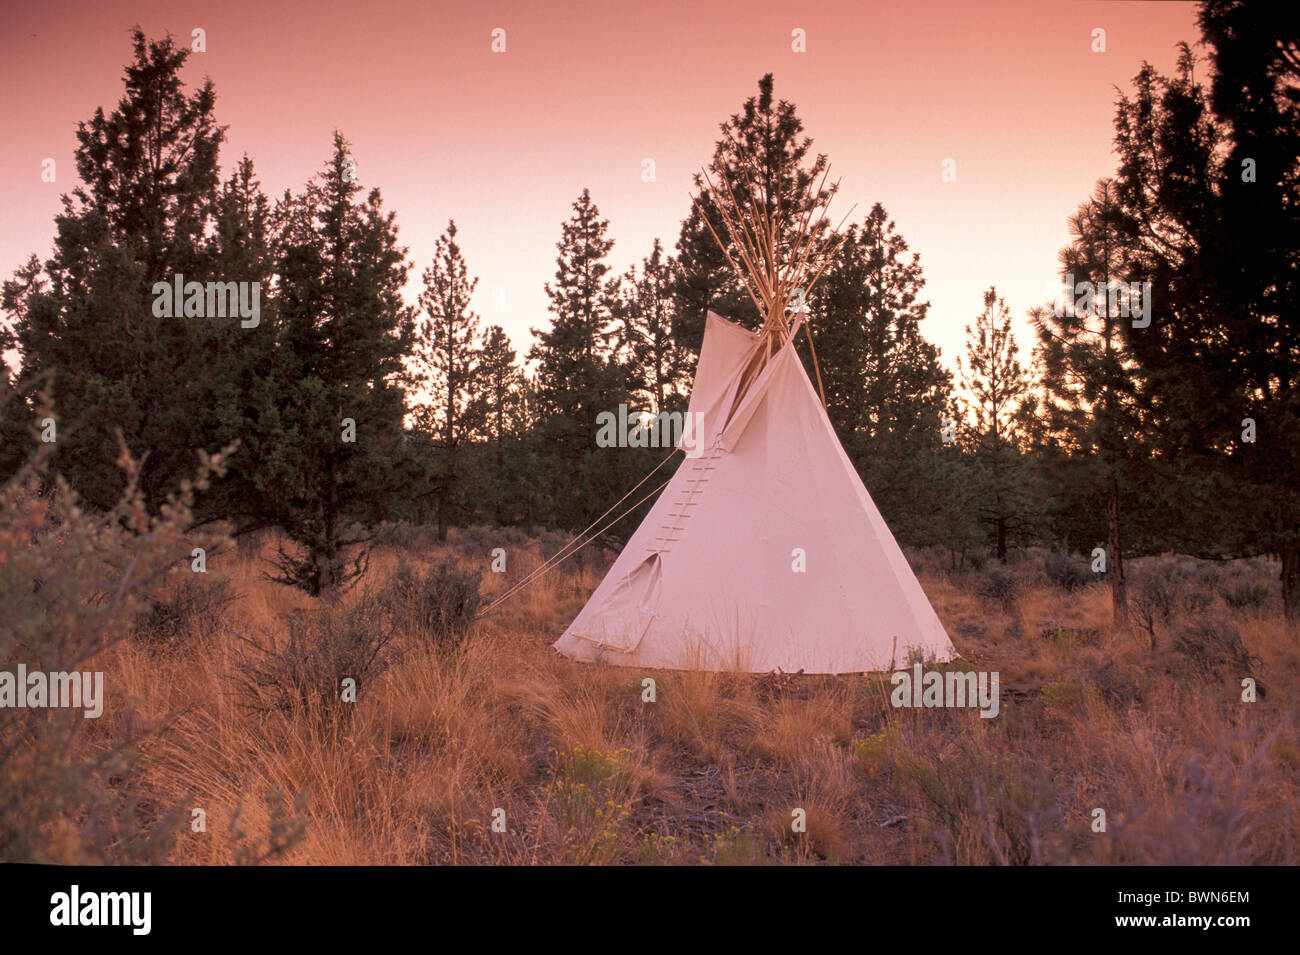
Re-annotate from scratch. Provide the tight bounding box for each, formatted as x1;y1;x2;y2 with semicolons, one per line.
235;515;261;557
1107;467;1128;626
996;516;1007;563
316;549;337;603
436;486;449;543
319;446;340;604
1283;540;1300;623
494;432;505;526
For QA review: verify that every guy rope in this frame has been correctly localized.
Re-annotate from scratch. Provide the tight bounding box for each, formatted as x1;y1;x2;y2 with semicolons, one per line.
476;446;682;618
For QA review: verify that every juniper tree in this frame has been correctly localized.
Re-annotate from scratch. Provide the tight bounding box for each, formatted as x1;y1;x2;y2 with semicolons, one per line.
2;29;226;514
189;156;283;548
0;319;34;485
267;134;415;599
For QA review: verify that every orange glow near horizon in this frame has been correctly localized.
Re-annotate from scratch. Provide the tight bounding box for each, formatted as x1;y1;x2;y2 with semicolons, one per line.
0;0;1201;372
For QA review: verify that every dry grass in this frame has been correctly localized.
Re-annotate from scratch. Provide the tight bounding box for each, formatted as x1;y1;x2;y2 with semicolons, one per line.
72;536;1300;864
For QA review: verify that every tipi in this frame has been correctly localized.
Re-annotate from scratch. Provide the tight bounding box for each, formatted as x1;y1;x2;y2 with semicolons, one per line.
554;145;955;674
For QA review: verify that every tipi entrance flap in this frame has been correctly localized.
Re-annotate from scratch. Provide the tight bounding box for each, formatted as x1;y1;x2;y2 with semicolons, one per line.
566;552;663;653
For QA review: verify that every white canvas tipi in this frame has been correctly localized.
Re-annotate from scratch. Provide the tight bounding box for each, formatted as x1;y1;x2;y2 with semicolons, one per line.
554;144;954;673
553;310;955;673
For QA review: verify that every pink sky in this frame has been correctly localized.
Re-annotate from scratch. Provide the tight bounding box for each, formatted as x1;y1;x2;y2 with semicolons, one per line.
0;0;1201;373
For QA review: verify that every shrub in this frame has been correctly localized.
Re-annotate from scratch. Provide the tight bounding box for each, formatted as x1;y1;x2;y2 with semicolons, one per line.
976;566;1022;611
1040;626;1101;648
635;831;678;865
1038;677;1092;718
1130;570;1177;644
1042;551;1091;592
1083;661;1142;707
1219;578;1271;611
372;521;428;550
1180;568;1216;615
227;789;310;865
538;534;612;576
0;436;231;863
453;524;530;555
893;743;1054;865
710;824;768;865
548;745;637;864
1172;616;1261;676
385;557;482;647
232;596;398;723
558;743;636;792
852;727;898;779
136;571;238;647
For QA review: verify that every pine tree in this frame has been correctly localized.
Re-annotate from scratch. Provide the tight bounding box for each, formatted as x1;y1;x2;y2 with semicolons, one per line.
531;188;618;432
671;192;738;353
1109;18;1300;618
1032;180;1152;623
673;73;835;349
811;204;951;543
959;288;1034;562
616;238;688;413
477;324;524;525
517;374;546;536
528;189;631;530
411;220;486;541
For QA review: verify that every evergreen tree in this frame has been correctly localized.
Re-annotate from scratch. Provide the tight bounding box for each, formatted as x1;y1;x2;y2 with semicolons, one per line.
934;403;986;570
190;156;283;547
1032;180;1152;623
958;288;1035;561
616;238;688;413
0;290;39;484
2;30;226;513
528;189;632;530
811;204;951;544
516;373;547;536
1109;13;1300;617
673;73;834;348
477;324;524;525
670;193;735;354
411;220;486;541
266;133;415;599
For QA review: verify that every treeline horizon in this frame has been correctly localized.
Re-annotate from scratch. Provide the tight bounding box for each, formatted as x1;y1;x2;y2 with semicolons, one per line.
2;3;1297;622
